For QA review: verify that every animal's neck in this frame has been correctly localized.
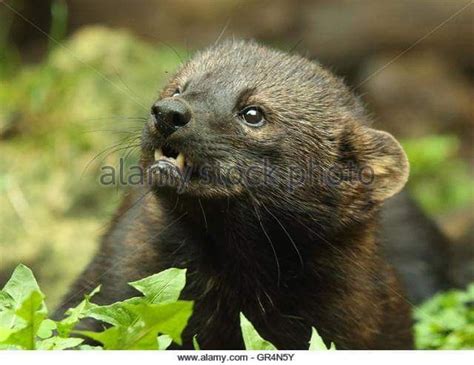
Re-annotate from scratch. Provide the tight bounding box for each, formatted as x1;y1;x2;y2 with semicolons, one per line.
159;191;377;288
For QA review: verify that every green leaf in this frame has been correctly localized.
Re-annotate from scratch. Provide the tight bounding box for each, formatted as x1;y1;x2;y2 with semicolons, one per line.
239;313;277;350
308;327;334;350
0;343;21;350
192;335;200;350
3;290;46;350
78;327;122;349
37;319;57;339
85;268;187;329
124;301;193;348
2;264;43;309
0;267;46;350
157;334;173;350
80;301;193;350
77;344;103;350
0;327;14;342
37;336;84;350
85;297;141;327
57;286;100;337
0;291;13;309
129;268;187;304
0;266;200;350
415;284;474;349
0;308;17;330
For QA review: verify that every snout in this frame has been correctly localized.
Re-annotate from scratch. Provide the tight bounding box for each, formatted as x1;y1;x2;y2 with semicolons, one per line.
151;98;191;138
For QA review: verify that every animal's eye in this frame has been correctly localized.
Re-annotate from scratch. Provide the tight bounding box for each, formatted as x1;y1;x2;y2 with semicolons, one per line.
239;106;265;127
172;88;181;97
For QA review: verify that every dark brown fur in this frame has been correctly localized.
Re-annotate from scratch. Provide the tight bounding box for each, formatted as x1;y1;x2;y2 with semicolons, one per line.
56;40;413;349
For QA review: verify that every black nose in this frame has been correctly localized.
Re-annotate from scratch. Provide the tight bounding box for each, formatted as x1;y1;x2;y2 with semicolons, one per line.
151;99;191;137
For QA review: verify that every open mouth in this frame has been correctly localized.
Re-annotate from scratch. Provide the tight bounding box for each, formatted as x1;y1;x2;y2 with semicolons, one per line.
152;144;192;174
148;144;234;193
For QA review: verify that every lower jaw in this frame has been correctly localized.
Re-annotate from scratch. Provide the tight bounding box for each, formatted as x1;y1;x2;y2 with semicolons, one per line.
145;160;245;197
148;165;188;191
149;174;244;198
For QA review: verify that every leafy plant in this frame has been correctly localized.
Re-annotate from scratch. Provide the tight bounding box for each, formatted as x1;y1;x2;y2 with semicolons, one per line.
0;264;192;350
0;264;334;350
239;313;277;350
3;264;474;350
308;328;336;350
0;27;183;308
415;284;474;349
402;135;473;215
239;313;334;350
0;264;84;350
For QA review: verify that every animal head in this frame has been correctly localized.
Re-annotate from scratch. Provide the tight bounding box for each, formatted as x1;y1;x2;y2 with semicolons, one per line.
141;40;408;224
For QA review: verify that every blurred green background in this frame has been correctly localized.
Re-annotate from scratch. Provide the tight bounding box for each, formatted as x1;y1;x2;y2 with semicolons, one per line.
0;0;473;349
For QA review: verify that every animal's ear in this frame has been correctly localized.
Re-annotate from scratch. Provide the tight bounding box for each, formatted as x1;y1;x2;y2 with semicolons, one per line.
348;126;409;202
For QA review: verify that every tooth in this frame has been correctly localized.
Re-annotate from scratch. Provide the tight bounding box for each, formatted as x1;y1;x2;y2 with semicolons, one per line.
154;149;162;161
176;152;185;171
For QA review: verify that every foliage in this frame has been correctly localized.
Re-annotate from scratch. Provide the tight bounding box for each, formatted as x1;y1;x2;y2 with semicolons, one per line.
239;313;277;350
0;26;183;307
0;264;334;350
0;264;193;350
308;328;336;350
239;313;333;350
415;284;474;349
402;135;473;215
0;20;471;314
0;264;83;350
48;0;69;53
0;7;471;351
2;264;474;350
